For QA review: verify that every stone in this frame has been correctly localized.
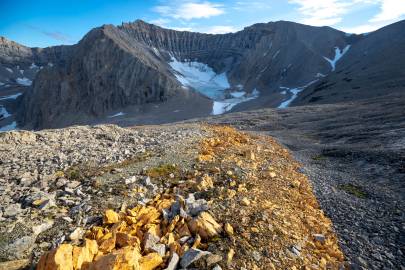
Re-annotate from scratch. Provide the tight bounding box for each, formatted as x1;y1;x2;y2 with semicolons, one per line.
164;252;179;270
36;244;73;270
55;178;68;188
212;265;222;270
224;223;234;236
205;254;222;267
269;172;276;178
180;248;211;268
227;248;235;263
98;235;116;253
86;246;141;270
188;212;223;240
197;174;214;190
38;198;57;210
289;245;301;257
4;236;36;261
72;239;98;270
67;180;81;189
252;251;262;262
0;259;30;270
69;227;84;242
291;180;301;188
139;252;163;270
244;149;256;160
33;220;54;235
18;172;35;187
313;234;326;244
185;194;209;216
241;197;250;206
125;176;137;185
103;209;119;224
116;232;139;248
144;233;166;257
3;203;22;218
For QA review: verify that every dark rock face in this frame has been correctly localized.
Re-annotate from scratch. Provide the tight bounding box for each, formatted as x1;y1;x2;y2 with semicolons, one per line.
16;20;352;129
293;20;405;106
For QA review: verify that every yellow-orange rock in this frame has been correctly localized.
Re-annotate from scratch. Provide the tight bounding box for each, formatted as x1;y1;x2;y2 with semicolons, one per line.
197;174;214;190
104;210;119;224
87;246;141;270
116;232;140;248
224;223;234;236
188;212;223;240
136;207;160;226
72;239;98;270
139;253;163;270
98;234;116;253
36;244;73;270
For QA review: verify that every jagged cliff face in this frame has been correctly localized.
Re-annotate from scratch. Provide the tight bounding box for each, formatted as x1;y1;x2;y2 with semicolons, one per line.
16;20;352;129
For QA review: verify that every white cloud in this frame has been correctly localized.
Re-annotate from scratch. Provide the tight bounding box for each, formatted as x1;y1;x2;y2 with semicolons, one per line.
370;0;405;22
233;1;272;10
340;0;405;33
341;21;385;33
154;1;225;20
169;27;194;31
205;25;238;34
149;18;171;27
288;0;351;26
288;0;399;26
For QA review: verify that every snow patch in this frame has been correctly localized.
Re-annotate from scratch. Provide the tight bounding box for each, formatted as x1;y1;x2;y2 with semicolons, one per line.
0;93;22;100
16;77;32;86
169;56;259;115
169;55;230;100
323;45;351;71
278;80;318;109
48;62;54;67
316;73;326;78
212;89;259;115
0;82;4;86
30;63;38;69
0;121;17;132
108;112;126;118
0;106;11;118
230;91;246;98
6;68;13;73
152;47;160;56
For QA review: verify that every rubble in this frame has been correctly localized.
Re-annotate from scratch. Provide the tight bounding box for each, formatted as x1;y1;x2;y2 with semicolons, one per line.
1;124;347;269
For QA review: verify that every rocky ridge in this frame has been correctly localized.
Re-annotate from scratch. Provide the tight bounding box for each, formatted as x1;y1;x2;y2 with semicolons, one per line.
0;124;344;269
15;20;352;129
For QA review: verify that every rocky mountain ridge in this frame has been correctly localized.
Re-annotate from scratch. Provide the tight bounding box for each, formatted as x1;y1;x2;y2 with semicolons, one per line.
8;20;354;129
0;19;404;131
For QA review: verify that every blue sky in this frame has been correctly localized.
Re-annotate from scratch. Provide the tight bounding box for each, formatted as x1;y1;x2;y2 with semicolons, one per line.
1;0;404;48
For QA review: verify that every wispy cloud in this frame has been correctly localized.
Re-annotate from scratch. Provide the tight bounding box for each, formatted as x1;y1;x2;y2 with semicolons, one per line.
341;0;405;33
370;0;405;22
149;18;171;27
233;1;272;10
205;25;238;34
288;0;351;26
154;1;225;20
27;25;74;43
289;0;405;30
